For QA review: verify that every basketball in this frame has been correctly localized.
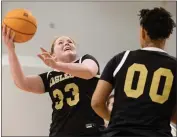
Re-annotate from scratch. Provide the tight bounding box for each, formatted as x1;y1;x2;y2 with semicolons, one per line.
3;9;37;43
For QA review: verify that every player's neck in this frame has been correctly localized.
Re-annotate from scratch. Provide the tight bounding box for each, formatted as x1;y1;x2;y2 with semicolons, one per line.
142;46;167;54
144;43;165;50
57;56;77;63
145;39;166;49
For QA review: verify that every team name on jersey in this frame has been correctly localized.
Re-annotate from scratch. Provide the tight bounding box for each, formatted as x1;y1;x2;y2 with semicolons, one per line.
50;74;74;87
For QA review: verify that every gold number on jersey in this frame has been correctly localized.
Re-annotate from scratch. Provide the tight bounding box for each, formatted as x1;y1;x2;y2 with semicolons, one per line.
124;64;147;98
53;83;80;110
65;83;79;106
124;63;174;104
53;89;64;110
150;68;173;104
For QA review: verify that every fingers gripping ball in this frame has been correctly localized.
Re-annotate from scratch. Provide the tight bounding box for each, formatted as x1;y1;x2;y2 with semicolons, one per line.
3;9;37;43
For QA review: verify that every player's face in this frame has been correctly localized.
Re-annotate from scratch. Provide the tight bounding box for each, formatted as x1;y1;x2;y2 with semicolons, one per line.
53;36;77;62
108;97;114;112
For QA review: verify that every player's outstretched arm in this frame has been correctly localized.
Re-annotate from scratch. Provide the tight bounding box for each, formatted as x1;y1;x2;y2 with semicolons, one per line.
55;59;98;80
38;48;98;80
2;25;45;94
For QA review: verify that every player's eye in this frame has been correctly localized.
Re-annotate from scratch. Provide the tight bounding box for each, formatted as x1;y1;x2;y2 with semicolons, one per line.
68;40;72;43
58;41;63;45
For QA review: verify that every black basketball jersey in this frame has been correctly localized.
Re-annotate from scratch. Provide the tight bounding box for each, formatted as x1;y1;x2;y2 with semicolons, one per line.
100;47;176;137
39;54;104;136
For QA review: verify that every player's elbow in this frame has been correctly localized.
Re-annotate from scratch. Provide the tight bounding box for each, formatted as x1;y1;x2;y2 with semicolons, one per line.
85;68;98;80
13;78;34;93
86;72;95;79
91;99;102;111
14;81;42;94
14;80;29;92
81;70;96;80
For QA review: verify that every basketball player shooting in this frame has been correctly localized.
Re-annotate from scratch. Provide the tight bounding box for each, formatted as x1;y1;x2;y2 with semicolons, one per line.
2;24;104;137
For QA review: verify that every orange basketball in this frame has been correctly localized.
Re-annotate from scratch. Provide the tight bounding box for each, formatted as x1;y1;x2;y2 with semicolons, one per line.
3;9;37;43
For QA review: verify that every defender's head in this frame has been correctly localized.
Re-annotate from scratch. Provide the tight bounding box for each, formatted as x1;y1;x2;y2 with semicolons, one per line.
139;7;176;48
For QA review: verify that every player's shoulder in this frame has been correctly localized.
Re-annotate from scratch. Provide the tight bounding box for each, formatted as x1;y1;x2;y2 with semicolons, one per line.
168;56;177;70
81;53;95;58
78;54;99;66
43;70;64;79
165;54;177;63
111;50;131;62
74;54;97;63
131;49;177;66
114;50;127;57
80;54;98;61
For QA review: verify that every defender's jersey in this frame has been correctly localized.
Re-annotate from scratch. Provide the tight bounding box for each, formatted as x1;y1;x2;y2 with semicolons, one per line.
101;48;176;137
39;54;104;136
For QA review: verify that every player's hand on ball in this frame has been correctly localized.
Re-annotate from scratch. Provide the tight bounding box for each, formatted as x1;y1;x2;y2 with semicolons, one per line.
2;25;15;50
38;47;57;69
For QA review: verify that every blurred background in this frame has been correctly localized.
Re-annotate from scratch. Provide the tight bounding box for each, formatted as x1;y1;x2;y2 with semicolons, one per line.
1;1;176;136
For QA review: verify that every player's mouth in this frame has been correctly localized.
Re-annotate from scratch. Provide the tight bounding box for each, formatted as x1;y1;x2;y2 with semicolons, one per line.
64;46;72;51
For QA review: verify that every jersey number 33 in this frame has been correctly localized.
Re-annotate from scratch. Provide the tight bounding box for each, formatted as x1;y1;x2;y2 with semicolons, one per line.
53;83;80;110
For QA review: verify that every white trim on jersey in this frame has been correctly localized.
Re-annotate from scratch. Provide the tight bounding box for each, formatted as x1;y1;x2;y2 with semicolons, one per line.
96;75;100;78
113;50;130;77
79;56;83;64
141;47;167;53
47;71;52;79
171;123;176;137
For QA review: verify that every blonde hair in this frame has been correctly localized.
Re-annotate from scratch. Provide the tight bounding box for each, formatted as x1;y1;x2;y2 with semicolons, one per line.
50;36;76;54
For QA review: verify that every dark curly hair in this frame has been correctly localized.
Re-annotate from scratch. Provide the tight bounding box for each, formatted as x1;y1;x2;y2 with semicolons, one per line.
139;7;176;40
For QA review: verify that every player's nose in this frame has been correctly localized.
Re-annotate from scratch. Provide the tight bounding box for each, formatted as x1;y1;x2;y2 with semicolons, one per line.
64;43;69;46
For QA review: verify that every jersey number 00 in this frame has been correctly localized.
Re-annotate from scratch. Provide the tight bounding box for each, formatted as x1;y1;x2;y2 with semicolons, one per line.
124;63;174;104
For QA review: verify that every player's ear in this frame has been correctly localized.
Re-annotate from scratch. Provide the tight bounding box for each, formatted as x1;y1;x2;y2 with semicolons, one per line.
141;27;146;40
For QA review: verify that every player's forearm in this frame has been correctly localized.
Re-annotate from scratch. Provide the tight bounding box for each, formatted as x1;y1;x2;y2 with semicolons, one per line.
8;50;28;88
54;62;95;79
92;103;110;121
